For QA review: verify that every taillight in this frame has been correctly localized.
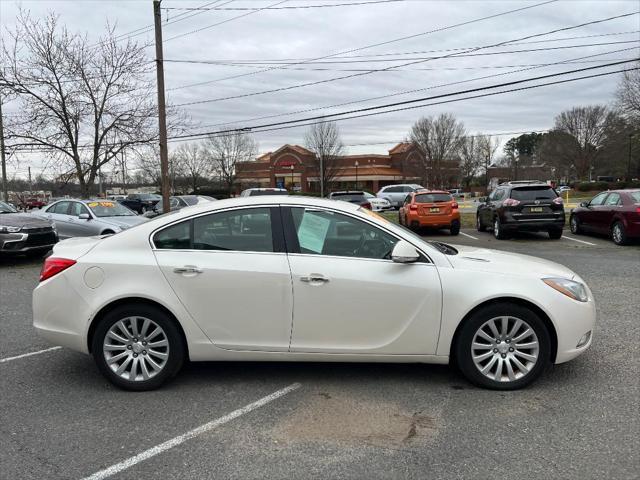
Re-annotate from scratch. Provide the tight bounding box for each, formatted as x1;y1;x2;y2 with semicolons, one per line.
553;197;563;205
40;257;76;282
409;204;418;211
452;202;459;209
503;198;521;207
362;202;372;210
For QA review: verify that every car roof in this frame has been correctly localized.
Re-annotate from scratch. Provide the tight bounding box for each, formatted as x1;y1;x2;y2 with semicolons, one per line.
330;191;365;195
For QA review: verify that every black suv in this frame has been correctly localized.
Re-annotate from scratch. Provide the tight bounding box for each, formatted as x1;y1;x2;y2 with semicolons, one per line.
118;193;161;214
476;181;565;239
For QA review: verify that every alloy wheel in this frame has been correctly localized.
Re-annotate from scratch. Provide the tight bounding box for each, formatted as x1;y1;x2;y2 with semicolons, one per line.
612;223;623;244
493;218;500;238
570;216;578;233
471;316;540;382
103;316;170;381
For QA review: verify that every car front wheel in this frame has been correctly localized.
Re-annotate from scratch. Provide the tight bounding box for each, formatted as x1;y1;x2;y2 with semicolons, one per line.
569;214;582;234
454;303;551;390
92;303;185;391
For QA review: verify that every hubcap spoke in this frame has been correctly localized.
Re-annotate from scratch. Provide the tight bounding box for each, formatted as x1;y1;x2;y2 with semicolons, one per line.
487;320;501;340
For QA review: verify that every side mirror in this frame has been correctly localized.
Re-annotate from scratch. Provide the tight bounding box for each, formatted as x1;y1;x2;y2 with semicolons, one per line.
579;202;588;208
391;240;420;264
79;213;90;220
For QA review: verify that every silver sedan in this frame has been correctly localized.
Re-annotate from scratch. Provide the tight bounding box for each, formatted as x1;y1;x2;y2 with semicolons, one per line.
34;199;148;239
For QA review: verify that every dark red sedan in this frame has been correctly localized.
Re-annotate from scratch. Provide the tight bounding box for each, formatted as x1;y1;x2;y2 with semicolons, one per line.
569;189;640;245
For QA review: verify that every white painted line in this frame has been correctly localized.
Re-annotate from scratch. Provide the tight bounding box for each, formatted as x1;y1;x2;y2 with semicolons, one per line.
459;232;479;240
0;346;62;364
82;382;302;480
562;235;597;246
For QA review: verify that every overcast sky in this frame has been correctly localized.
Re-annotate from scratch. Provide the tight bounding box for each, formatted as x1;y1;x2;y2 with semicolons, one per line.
1;0;638;178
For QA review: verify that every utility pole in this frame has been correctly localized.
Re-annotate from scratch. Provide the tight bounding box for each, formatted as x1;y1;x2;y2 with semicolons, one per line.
628;133;633;182
0;98;8;202
28;166;32;192
153;0;170;213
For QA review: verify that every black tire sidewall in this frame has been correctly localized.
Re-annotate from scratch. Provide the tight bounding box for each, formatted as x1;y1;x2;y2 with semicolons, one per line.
454;303;551;390
450;220;460;235
92;304;185;391
570;215;581;234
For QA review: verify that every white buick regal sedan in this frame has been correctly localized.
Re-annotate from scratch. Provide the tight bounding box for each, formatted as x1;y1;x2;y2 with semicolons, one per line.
33;196;595;391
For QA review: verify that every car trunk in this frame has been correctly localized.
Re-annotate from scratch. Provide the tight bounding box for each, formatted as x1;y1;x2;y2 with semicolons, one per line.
417;202;453;216
507;186;562;220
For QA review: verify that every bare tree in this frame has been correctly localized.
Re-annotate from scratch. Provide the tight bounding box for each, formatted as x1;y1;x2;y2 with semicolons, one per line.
459;135;481;189
410;113;465;188
134;146;180;193
204;131;257;195
476;134;499;191
615;62;640;123
171;142;209;193
0;11;163;197
304;120;344;196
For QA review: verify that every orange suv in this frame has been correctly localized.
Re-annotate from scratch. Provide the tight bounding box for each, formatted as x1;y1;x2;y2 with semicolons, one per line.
399;190;460;235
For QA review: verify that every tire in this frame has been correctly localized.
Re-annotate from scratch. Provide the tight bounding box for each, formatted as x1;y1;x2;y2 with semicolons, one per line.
101;230;115;236
92;303;185;391
450;219;460;236
611;221;628;246
454;302;551;390
548;228;562;240
476;214;486;232
493;217;507;240
569;214;582;234
398;212;403;225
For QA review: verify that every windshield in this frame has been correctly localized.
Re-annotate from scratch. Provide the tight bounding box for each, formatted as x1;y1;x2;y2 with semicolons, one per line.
139;194;160;201
87;201;136;217
510;186;557;201
0;201;17;213
414;193;452;203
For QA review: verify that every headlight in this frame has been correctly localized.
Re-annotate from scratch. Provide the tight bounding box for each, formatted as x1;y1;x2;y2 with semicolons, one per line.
543;277;588;302
0;225;21;233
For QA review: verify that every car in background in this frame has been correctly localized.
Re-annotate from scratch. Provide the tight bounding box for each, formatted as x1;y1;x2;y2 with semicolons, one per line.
108;194;127;201
476;181;565;239
0;201;58;255
399;190;460;235
557;186;571;194
240;188;288;197
119;193;161;214
448;188;464;198
569;189;640;245
33;199;147;239
363;192;392;212
144;195;216;218
376;184;425;208
328;191;372;209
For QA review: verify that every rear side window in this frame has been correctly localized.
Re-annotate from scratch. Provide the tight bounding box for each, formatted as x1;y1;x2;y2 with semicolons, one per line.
193;208;274;252
510;187;557;201
384;186;401;193
605;193;621;206
51;202;70;214
154;221;190;249
414;193;452;203
628;192;640;203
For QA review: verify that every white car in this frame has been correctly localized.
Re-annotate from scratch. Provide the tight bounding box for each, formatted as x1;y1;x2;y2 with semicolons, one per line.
33;197;595;391
364;192;392;212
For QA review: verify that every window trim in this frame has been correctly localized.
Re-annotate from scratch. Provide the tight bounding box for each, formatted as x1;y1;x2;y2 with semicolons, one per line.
150;205;285;253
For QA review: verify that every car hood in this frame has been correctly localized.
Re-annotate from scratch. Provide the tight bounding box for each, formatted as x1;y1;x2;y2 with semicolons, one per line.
98;216;149;229
446;244;577;279
0;213;53;229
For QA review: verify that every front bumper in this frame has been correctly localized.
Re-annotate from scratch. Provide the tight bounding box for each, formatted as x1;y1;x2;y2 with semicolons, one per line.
0;231;58;254
552;289;597;364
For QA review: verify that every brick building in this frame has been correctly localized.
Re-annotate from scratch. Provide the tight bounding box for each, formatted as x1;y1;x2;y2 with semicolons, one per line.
235;143;460;193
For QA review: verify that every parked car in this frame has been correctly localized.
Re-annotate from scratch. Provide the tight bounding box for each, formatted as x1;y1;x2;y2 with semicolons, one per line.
144;195;216;218
33;196;595;391
557;186;571;194
376;184;425;208
240;188;288;197
399;190;460;235
569;189;640;245
448;188;464;198
363;192;392;212
33;199;148;239
0;201;58;255
107;194;127;201
476;181;565;239
119;193;161;214
328;191;372;209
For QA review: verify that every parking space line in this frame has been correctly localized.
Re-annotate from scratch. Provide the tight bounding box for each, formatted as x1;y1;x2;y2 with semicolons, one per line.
459;232;478;240
561;235;597;246
0;346;62;364
81;382;302;480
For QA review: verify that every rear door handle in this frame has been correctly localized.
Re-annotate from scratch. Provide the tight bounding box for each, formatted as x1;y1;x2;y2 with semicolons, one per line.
300;274;329;284
173;266;203;274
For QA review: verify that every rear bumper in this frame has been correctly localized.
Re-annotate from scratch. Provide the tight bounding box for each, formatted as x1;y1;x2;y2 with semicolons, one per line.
501;212;565;231
409;212;460;228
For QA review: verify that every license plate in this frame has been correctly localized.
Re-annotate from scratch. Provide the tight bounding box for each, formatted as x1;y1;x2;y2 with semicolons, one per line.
530;207;543;212
430;207;440;213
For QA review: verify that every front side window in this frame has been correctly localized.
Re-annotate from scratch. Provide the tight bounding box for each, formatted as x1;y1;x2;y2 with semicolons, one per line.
290;208;398;260
589;192;608;206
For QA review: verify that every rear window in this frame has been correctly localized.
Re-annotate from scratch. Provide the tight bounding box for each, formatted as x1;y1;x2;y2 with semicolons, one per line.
182;196;199;206
414;193;452;203
510;187;557;201
249;190;287;196
331;193;366;202
630;192;640;203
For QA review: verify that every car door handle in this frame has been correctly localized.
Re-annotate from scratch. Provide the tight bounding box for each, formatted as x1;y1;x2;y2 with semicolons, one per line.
300;274;329;284
173;266;203;274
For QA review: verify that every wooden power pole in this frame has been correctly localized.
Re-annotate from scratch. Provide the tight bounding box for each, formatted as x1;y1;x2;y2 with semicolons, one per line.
0;98;8;202
153;0;170;213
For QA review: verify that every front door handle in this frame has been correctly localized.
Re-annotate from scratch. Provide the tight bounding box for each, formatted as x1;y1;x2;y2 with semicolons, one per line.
300;274;329;284
173;265;203;274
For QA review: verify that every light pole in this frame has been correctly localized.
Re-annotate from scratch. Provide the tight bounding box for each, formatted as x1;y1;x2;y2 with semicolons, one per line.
355;160;359;189
290;164;294;191
628;133;633;182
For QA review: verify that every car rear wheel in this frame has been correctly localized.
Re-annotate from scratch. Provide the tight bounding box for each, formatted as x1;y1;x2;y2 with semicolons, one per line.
92;304;185;391
454;303;550;390
450;220;460;235
611;221;627;246
493;217;507;239
569;214;582;234
476;214;486;232
548;228;562;240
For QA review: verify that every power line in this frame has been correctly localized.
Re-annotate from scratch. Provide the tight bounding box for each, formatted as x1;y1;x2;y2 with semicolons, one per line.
341;130;550;147
167;60;639;141
163;0;406;10
170;11;639;104
167;0;558;91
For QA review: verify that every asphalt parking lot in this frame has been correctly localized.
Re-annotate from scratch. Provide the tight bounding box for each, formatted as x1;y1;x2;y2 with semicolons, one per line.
1;231;638;480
